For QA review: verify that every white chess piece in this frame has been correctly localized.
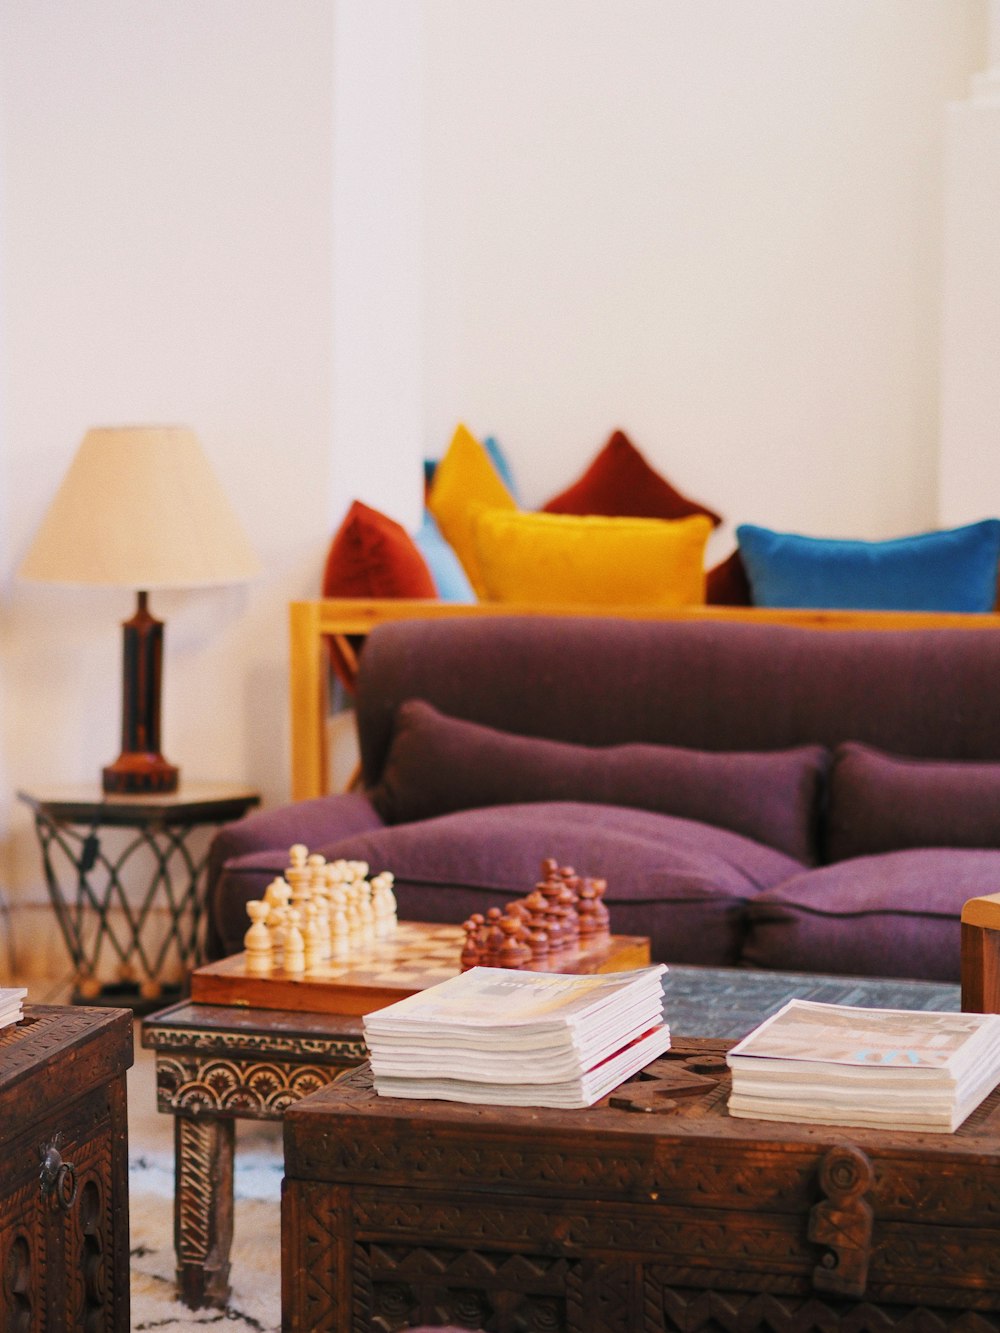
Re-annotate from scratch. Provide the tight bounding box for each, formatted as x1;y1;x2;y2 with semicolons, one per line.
303;901;325;971
329;885;350;960
266;879;293;966
283;906;306;974
244;900;273;974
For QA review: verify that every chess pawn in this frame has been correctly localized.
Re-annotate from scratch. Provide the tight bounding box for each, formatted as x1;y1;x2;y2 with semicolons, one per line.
244;900;273;974
309;880;332;960
358;879;376;943
283;907;306;974
329;894;350;960
307;851;327;895
264;876;290;909
303;903;325;971
558;884;580;942
372;872;398;936
483;907;505;962
265;879;292;965
527;923;550;958
460;918;483;970
347;877;365;943
285;844;311;904
559;864;582;901
498;914;532;969
576;880;599;936
589;877;611;933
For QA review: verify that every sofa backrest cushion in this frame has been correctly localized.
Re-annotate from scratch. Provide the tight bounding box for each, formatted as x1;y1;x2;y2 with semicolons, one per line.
355;618;1000;793
826;741;1000;860
372;699;828;863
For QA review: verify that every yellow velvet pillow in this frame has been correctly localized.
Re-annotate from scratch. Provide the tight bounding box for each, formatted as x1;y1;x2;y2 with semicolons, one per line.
426;423;518;595
472;509;712;607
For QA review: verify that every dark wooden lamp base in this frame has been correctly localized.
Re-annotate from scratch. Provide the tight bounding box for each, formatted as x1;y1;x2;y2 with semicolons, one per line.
103;589;180;795
102;750;179;794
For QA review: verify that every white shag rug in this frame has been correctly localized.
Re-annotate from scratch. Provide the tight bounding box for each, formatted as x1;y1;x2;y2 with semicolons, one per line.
129;1144;282;1332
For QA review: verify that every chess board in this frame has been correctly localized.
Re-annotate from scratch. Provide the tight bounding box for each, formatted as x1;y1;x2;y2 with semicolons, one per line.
191;921;652;1016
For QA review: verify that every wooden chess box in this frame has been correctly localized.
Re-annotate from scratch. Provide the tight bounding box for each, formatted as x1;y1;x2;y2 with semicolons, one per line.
282;1039;1000;1332
191;921;650;1016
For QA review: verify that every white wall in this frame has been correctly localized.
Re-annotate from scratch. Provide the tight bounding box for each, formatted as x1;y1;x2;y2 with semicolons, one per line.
939;0;1000;525
0;1;342;952
421;0;986;554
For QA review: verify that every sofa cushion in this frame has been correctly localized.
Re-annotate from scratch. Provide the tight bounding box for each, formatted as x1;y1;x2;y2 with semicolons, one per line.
472;509;712;609
741;847;1000;982
215;802;804;965
373;701;828;864
736;518;1000;612
322;499;437;599
426;423;518;595
542;429;722;526
826;742;1000;861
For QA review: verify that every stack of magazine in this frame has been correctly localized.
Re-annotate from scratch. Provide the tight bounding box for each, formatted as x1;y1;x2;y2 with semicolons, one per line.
364;964;670;1109
0;988;26;1031
726;999;1000;1134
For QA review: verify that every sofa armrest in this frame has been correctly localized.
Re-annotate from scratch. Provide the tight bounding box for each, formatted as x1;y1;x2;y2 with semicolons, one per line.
204;792;386;959
961;892;1000;1014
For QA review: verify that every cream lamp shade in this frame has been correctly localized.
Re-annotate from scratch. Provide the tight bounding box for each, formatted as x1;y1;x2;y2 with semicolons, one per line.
19;425;261;794
19;425;261;587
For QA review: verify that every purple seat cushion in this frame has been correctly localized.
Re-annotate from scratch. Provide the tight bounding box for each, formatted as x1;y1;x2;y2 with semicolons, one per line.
205;792;385;959
373;700;828;864
214;802;803;964
827;742;1000;861
741;847;1000;982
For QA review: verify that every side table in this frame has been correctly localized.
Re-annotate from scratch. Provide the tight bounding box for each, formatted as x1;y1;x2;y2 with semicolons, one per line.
141;999;365;1309
18;783;259;1008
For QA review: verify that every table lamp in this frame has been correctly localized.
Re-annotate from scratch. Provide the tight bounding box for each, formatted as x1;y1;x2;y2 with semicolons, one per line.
18;425;261;794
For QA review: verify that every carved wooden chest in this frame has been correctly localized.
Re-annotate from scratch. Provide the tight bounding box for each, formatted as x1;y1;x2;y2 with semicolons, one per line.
0;1005;133;1331
282;1038;1000;1332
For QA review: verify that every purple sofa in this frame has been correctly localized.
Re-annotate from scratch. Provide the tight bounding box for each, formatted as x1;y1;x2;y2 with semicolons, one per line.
207;615;1000;982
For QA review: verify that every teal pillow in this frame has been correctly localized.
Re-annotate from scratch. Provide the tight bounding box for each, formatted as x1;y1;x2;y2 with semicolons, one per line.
736;519;1000;612
413;511;476;602
423;435;519;505
483;436;519;502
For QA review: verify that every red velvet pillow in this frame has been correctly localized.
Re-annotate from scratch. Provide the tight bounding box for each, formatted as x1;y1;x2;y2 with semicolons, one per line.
542;429;722;526
706;549;752;606
323;500;436;598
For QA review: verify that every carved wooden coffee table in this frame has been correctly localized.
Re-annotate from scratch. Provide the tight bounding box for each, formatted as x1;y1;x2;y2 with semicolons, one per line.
140;923;651;1308
142;963;961;1310
283;1040;1000;1332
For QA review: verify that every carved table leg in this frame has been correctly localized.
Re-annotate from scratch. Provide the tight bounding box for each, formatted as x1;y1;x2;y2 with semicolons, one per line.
173;1114;236;1309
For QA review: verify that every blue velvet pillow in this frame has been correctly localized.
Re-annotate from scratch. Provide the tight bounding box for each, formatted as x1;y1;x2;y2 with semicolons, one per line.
736;519;1000;612
413;511;476;602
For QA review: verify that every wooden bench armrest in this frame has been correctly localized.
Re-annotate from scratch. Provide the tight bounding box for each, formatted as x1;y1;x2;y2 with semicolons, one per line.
961;894;1000;1015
